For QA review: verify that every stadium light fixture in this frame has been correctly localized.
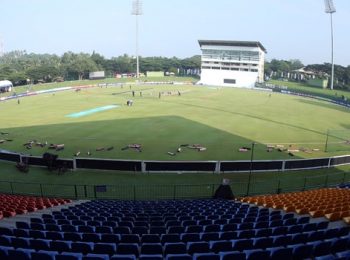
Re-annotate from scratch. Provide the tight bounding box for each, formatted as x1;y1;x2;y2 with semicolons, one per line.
246;142;256;196
132;0;143;79
324;0;336;90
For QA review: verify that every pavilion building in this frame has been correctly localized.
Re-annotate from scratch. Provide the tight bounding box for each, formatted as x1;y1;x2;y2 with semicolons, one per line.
198;40;267;88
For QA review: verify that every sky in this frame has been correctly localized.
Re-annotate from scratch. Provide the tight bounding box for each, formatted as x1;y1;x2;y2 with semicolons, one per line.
0;0;349;66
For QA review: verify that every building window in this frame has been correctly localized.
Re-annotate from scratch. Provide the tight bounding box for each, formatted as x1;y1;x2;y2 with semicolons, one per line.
224;79;236;84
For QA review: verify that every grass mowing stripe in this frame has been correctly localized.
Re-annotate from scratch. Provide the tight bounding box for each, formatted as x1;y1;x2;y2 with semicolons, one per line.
65;105;119;118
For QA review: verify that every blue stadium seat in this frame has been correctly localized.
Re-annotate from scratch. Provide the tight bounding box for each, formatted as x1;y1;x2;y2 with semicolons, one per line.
253;237;273;249
161;234;181;244
56;252;83;260
288;243;313;259
239;222;254;230
83;253;109;260
46;224;60;231
46;231;64;240
13;228;29;238
31;250;58;260
244;249;270;260
221;223;238;231
29;229;45;239
16;221;30;229
168;226;185;234
132;226;148;235
165;253;192;260
269;246;293;260
141;234;161;243
255;228;272;237
335;250;350;259
149;226;167;234
93;243;117;255
193;252;220;260
164;242;187;255
187;241;210;254
272;234;293;247
8;248;34;260
291;233;309;244
63;232;82;242
11;237;30;249
308;230;326;241
220;231;237;240
232;239;254;251
200;232;220;242
139;254;163;260
120;234;140;244
271;226;287;235
329;237;349;254
309;240;332;257
50;240;71;253
254;221;269;229
209;240;233;253
82;233;101;243
181;233;200;243
0;245;13;260
314;255;337;260
140;243;163;255
316;221;329;230
78;225;95;233
115;243;139;257
71;241;94;255
238;230;255;239
297;216;310;224
61;224;77;232
0;227;13;236
219;251;246;260
29;238;51;251
95;226;113;234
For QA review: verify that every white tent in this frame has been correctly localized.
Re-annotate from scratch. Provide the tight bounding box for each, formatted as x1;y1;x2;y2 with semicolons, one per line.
0;80;13;92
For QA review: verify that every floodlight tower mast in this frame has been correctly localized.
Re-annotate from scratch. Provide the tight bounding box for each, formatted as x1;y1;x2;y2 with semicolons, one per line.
132;0;143;79
324;0;336;90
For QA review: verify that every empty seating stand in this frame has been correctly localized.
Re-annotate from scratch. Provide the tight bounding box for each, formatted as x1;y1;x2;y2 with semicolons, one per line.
0;193;71;219
0;198;348;259
240;188;350;223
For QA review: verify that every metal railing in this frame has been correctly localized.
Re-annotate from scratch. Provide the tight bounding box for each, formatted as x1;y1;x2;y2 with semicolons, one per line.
0;171;349;200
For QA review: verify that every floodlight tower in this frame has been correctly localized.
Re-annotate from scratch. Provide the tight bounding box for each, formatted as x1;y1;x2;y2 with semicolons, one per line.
131;0;143;79
324;0;336;90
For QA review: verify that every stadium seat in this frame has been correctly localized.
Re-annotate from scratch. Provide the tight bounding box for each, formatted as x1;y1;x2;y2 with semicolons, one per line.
192;252;220;260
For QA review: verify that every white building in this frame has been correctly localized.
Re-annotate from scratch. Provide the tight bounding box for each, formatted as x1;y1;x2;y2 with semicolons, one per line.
0;80;13;92
198;40;267;88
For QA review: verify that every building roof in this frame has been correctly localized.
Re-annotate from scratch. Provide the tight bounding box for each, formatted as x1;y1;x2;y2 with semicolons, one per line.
198;40;267;53
0;80;13;88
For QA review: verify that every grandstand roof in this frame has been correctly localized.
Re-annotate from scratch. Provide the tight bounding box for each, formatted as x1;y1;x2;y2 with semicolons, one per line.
198;40;267;53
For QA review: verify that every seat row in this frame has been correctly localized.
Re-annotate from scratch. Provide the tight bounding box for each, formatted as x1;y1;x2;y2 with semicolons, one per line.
31;214;303;228
2;224;345;245
13;220;327;237
0;236;349;260
240;188;350;223
42;209;288;222
0;193;71;219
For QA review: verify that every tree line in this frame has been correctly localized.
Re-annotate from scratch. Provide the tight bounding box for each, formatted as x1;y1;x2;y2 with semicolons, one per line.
265;59;350;90
0;50;349;90
0;50;200;85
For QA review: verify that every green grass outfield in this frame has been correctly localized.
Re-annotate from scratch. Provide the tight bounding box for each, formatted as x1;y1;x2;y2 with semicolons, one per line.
1;79;350;199
0;82;349;161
